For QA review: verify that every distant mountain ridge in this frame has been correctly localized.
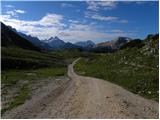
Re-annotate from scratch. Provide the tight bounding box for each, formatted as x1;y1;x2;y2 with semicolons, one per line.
62;42;81;49
44;37;66;49
19;33;52;50
97;37;132;50
3;23;155;53
75;40;95;48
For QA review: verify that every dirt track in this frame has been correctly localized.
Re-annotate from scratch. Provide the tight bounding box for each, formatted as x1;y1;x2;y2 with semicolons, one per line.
2;58;159;119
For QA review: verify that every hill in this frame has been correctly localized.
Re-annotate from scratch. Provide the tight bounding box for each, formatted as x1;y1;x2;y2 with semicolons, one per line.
1;22;40;51
97;37;131;50
120;39;144;49
75;34;159;101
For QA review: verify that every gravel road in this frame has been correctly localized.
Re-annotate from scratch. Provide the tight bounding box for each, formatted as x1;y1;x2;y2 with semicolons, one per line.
2;58;159;119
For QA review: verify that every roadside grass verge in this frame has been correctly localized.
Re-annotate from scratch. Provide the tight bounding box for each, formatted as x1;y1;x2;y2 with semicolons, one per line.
1;47;81;115
2;67;67;85
74;49;158;101
1;67;67;115
1;85;30;115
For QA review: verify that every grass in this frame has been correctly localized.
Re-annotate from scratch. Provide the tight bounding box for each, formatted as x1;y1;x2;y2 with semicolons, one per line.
1;85;30;115
75;48;159;101
1;47;72;114
2;47;67;70
50;49;98;64
2;67;67;85
1;67;67;115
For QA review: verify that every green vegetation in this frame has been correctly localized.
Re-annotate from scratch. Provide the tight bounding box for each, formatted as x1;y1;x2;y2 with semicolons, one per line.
1;85;30;114
75;48;158;101
1;67;67;115
75;34;159;101
2;67;67;85
51;49;98;64
2;47;67;70
2;32;158;116
1;67;67;114
1;47;80;115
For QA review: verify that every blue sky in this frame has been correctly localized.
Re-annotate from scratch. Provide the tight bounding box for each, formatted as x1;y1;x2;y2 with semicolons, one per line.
1;1;159;43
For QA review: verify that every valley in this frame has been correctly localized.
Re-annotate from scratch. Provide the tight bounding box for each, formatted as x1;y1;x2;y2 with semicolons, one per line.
1;22;159;118
2;58;159;119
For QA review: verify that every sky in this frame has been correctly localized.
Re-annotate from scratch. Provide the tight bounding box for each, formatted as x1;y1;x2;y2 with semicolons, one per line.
1;1;159;43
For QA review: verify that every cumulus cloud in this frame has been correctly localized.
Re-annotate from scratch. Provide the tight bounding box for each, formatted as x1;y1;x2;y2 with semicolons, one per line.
1;12;130;42
39;13;64;27
87;1;117;11
1;13;65;39
57;23;130;43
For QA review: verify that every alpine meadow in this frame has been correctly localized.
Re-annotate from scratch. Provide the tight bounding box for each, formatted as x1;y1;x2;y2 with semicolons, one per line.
1;1;159;119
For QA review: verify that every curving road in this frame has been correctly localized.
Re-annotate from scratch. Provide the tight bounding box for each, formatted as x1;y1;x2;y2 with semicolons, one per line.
3;58;159;119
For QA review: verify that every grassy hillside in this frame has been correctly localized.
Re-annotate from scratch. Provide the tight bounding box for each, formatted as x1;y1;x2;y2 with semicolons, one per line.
75;34;159;101
1;47;86;114
2;47;67;70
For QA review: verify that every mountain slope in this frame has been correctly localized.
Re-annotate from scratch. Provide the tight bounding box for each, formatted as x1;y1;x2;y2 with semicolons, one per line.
97;37;131;50
19;33;52;50
1;22;40;51
120;39;144;49
61;42;80;49
44;37;66;49
75;34;159;101
75;40;95;48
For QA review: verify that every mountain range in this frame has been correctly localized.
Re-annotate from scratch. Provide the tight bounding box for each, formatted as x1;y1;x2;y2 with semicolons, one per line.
75;40;95;48
19;32;52;50
2;22;151;53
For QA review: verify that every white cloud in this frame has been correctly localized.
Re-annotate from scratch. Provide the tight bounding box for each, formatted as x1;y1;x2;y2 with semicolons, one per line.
39;13;65;27
57;23;129;43
59;29;128;43
6;11;16;16
87;1;117;11
2;13;64;27
91;14;118;21
69;23;93;31
5;9;26;18
14;9;26;14
1;13;65;40
1;12;131;42
85;12;128;23
5;5;14;8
